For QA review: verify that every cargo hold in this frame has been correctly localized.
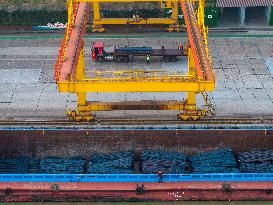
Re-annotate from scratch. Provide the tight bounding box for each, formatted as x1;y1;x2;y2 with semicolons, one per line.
0;128;271;202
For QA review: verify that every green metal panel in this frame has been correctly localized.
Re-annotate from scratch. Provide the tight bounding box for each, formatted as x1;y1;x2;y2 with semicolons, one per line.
204;7;222;27
164;6;221;27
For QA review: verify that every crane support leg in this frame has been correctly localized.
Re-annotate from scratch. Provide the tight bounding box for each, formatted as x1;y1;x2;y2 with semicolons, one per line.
177;47;206;121
167;2;180;32
92;2;106;32
67;48;95;121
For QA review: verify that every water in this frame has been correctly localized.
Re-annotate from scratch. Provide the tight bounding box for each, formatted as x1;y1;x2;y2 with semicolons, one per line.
0;202;272;205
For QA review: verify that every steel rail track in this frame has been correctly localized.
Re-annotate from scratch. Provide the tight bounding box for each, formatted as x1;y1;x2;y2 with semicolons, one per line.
0;118;272;127
1;25;273;34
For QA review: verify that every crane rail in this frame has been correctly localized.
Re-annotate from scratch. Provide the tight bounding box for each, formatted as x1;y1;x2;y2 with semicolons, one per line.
0;118;272;127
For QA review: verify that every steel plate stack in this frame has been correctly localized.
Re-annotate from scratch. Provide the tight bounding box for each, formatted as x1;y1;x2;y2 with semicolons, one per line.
27;158;40;173
40;157;86;174
0;156;32;174
238;150;273;173
87;151;134;174
116;47;153;54
190;149;239;173
16;156;30;173
0;159;18;173
141;150;188;174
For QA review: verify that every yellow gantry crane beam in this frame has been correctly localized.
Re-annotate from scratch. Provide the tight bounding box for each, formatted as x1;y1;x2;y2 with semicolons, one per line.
55;0;215;121
58;79;215;93
76;0;183;32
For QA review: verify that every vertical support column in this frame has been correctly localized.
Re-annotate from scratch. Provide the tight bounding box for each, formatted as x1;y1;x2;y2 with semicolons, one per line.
92;2;105;32
76;48;87;107
93;2;101;22
76;48;85;80
186;92;196;110
188;47;195;76
265;6;271;26
269;6;273;26
197;0;205;30
239;7;245;26
67;46;94;121
167;1;180;32
171;1;178;22
178;47;202;121
187;47;197;111
67;0;74;25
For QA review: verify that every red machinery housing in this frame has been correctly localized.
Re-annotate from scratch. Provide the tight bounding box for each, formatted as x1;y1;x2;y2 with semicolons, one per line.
91;42;105;61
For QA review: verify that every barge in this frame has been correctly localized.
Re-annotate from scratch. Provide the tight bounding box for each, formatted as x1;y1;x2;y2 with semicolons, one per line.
0;128;272;202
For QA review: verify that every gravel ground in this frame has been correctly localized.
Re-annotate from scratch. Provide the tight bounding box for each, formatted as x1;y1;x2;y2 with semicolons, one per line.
0;33;272;120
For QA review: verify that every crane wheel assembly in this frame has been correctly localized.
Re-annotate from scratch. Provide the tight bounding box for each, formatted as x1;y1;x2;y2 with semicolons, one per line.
54;0;215;122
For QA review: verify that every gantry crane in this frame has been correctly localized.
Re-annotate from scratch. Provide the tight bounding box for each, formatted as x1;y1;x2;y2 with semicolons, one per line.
55;0;215;121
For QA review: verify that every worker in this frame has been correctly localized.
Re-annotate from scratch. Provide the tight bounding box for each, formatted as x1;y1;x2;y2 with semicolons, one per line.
146;54;150;64
157;170;164;183
178;43;183;50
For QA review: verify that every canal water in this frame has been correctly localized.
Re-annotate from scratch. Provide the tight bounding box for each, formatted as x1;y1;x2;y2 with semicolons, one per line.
1;202;273;205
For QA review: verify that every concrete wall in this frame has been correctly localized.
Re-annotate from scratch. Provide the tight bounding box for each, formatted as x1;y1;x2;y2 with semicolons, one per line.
219;7;241;27
220;6;271;27
245;6;270;26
